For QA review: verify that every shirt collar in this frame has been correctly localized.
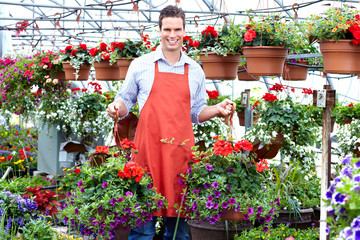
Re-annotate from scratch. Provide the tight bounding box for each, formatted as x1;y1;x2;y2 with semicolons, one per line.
153;46;192;66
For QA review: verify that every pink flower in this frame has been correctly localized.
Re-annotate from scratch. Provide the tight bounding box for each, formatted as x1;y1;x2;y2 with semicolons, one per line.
286;237;294;240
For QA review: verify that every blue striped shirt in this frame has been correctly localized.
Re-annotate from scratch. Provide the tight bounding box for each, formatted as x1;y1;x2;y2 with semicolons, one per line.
116;47;207;124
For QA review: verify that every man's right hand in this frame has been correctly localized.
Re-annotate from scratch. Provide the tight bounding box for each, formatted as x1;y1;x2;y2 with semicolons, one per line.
106;99;125;119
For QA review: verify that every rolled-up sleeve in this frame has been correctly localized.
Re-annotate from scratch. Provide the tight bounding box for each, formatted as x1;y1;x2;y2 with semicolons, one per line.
191;69;207;124
115;61;138;116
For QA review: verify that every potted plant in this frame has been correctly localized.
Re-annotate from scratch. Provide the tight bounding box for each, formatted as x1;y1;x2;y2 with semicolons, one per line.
59;43;92;81
245;88;319;169
283;25;323;81
270;163;320;228
192;90;229;150
177;135;279;239
32;50;66;82
0;54;38;117
233;97;261;126
336;119;360;158
59;140;168;240
333;102;360;125
324;156;360;238
306;5;360;74
110;36;153;80
191;24;242;80
90;42;120;81
241;13;293;76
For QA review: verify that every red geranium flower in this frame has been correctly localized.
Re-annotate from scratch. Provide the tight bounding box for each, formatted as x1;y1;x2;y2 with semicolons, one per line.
74;169;81;174
244;29;257;42
99;42;108;51
262;93;279;102
201;26;218;38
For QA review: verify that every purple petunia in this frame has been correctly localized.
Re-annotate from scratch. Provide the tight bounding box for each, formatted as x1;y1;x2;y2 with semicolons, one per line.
257;206;263;213
157;200;163;208
207;196;213;202
206;202;213;209
205;164;213;172
222;202;228;209
228;168;234;173
125;191;133;197
192;201;197;211
213;203;219;209
342;156;351;164
334;193;346;204
265;215;272;222
80;188;84;193
214;191;221;198
243;214;249;220
102;182;107;188
179;178;185;187
204;183;210;189
326;191;333;199
74;208;79;215
212;182;218;189
229;198;236;205
247;207;254;215
77;181;83;187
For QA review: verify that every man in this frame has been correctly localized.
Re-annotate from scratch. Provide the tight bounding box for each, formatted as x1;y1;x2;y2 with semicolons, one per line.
106;5;235;240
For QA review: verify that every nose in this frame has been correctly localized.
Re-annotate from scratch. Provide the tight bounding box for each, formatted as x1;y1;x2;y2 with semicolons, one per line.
169;30;176;38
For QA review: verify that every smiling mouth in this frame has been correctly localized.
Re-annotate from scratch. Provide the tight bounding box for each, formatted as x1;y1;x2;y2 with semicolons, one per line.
167;39;178;44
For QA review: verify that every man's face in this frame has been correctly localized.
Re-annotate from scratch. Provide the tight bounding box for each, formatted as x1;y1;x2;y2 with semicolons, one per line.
159;17;185;53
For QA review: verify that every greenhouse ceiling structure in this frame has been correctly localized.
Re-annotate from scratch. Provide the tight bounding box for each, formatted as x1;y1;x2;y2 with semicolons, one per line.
1;0;360;55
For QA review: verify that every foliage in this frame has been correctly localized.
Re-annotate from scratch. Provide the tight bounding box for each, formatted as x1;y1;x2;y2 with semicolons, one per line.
35;82;114;143
333;102;360;124
177;135;279;226
305;5;360;44
241;13;294;47
325;156;360;238
0;124;37;171
190;24;242;57
18;218;59;240
59;140;168;240
23;186;61;216
59;43;92;66
192;90;228;148
245;88;320;169
336;119;360;158
0;55;37;117
0;190;43;237
234;224;320;239
0;175;57;196
110;35;155;62
31;50;65;86
89;41;113;64
0;53;71;118
270;163;320;214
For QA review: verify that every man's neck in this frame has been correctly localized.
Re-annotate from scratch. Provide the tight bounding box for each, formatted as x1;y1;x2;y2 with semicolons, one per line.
161;48;181;66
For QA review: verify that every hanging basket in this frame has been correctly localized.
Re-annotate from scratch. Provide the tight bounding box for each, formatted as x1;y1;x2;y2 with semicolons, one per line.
116;58;134;80
94;60;120;81
62;62;91;81
237;65;260;81
319;39;360;74
242;46;288;76
282;61;309;81
200;52;241;80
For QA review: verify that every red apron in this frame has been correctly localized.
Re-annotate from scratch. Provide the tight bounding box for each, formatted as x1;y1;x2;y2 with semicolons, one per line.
132;61;194;217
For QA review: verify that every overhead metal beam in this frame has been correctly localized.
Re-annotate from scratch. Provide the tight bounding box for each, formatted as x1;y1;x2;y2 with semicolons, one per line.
1;1;243;15
0;17;158;23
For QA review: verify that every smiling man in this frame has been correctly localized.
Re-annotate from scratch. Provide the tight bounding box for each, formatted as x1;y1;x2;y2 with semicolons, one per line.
107;5;235;240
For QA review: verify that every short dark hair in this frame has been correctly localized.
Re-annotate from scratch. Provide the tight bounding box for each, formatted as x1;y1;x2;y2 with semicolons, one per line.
158;5;186;30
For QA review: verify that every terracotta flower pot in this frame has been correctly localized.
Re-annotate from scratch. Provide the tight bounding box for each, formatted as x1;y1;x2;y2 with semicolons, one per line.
282;61;309;81
237;65;260;81
53;70;66;81
200;52;241;80
237;111;259;126
221;209;245;221
253;131;284;159
62;62;91;81
242;46;288;76
94;60;120;81
319;39;360;74
116;58;134;80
